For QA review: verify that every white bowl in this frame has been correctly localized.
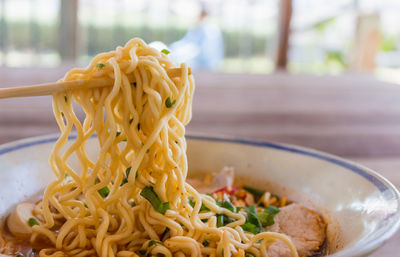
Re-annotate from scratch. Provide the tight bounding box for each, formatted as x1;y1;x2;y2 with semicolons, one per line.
0;134;399;257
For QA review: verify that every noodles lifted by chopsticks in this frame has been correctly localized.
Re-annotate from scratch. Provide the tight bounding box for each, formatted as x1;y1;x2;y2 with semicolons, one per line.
29;38;298;257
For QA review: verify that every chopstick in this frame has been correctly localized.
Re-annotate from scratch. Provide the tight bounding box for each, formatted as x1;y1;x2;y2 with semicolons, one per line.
0;67;191;99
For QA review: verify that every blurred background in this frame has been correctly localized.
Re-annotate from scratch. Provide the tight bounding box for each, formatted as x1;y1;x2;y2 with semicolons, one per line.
1;0;400;83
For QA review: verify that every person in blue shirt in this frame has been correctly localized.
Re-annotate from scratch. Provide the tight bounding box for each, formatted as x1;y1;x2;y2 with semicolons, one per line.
169;6;224;70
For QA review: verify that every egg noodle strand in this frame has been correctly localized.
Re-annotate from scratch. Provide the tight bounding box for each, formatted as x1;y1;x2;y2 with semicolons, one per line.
29;38;298;257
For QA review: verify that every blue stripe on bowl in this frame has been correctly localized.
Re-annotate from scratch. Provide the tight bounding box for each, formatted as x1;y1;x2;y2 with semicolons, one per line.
0;135;396;202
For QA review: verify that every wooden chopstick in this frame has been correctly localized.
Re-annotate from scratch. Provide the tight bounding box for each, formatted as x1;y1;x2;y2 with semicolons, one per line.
0;67;191;99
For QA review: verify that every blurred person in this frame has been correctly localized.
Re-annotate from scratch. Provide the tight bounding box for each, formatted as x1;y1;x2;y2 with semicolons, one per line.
169;5;224;70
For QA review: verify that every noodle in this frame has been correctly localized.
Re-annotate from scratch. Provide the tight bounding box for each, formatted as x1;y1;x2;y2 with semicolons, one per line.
10;38;299;257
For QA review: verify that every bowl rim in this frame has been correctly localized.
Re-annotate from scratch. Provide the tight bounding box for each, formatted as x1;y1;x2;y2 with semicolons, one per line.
0;133;399;257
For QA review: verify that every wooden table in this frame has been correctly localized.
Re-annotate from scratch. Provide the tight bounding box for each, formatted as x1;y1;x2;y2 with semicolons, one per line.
1;67;400;256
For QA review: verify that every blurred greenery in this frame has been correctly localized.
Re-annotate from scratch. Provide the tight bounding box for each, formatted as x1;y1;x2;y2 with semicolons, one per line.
312;17;336;33
325;50;346;67
3;22;270;58
380;34;397;52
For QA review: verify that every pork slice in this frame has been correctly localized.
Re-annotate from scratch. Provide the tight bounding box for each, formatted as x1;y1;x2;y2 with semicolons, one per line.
267;203;326;257
187;167;234;194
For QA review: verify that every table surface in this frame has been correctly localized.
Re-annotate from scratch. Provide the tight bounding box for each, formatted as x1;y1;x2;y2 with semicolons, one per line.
1;67;400;256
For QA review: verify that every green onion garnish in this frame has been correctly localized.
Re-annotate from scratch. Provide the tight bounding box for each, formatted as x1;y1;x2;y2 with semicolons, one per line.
140;186;170;214
96;183;110;198
216;214;224;227
161;49;170;55
28;217;39;227
165;97;176;108
257;206;280;227
240;205;265;234
243;186;265;197
148;240;162;247
126;167;131;177
116;131;121;137
96;63;105;68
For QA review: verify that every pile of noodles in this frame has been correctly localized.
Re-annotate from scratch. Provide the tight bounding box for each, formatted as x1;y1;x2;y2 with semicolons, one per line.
28;38;298;257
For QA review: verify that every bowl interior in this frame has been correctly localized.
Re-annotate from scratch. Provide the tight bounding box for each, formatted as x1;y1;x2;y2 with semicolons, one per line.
0;135;399;257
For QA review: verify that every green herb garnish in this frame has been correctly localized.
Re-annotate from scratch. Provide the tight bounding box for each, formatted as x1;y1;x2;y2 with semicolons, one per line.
148;240;162;247
257;206;280;227
165;97;176;108
126;167;131;177
94;181;110;198
98;186;110;198
84;203;88;208
243;186;265;197
28;217;39;227
120;178;128;186
116;131;121;137
140;186;170;214
188;198;209;212
96;63;105;68
216;214;225;227
245;253;255;257
161;49;170;55
240;205;264;234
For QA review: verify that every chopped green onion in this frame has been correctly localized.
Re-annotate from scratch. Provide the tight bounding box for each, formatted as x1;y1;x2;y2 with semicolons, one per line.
148;240;162;247
65;173;70;178
161;49;170;55
84;203;88;208
216;214;224;227
245;253;255;257
221;199;235;212
126;167;131;177
165;97;176;108
96;63;105;68
243;186;265;197
257;206;280;227
130;201;136;207
122;138;127;142
116;131;121;137
240;205;264;234
138;250;147;255
140;186;170;214
188;198;209;212
97;184;110;198
28;217;39;227
120;178;128;186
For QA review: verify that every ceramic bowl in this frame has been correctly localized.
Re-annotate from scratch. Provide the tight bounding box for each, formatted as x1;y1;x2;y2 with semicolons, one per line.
0;134;399;257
